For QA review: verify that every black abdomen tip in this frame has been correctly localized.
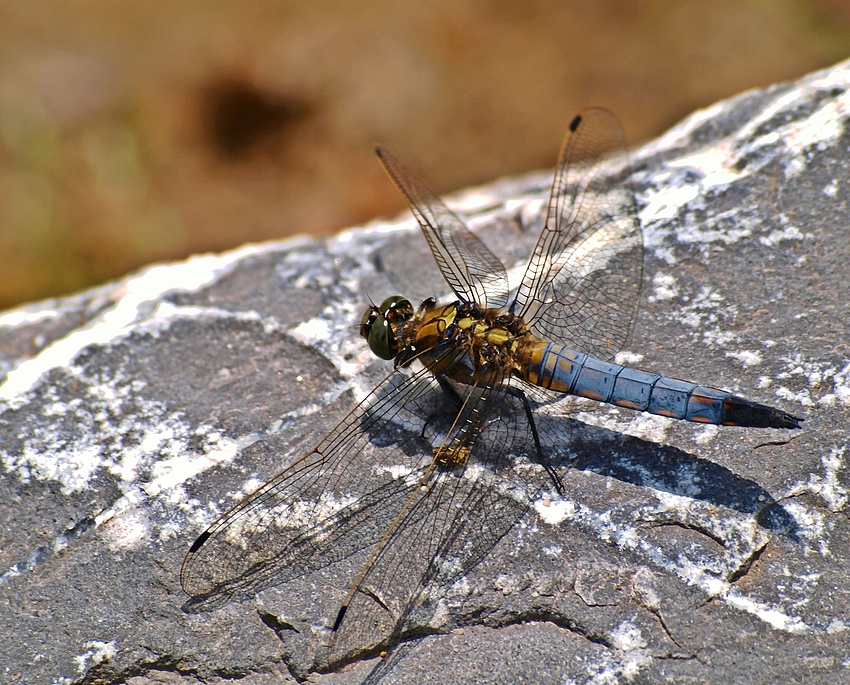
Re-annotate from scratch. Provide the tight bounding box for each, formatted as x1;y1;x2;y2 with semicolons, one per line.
775;412;804;430
723;396;804;429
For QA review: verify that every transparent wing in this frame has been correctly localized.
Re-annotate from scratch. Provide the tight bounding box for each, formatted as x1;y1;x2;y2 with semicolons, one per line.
376;146;510;310
512;108;643;362
180;347;466;611
327;369;558;666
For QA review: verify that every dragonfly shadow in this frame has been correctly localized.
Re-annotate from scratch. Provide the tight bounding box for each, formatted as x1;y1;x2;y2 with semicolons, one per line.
564;420;799;537
181;389;798;623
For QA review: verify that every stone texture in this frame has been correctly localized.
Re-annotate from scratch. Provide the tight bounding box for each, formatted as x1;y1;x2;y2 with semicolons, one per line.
2;59;850;684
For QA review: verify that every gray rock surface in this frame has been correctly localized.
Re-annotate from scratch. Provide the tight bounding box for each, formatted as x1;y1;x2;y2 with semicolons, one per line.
2;59;850;684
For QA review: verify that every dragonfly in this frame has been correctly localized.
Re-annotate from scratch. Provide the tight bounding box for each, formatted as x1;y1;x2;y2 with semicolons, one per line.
180;108;802;668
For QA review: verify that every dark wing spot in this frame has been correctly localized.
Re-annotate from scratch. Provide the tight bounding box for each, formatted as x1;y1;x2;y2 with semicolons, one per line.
332;604;348;631
188;530;211;554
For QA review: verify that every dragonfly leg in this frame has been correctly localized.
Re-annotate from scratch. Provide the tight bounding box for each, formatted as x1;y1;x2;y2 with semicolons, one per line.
436;375;463;407
417;376;463;445
505;385;565;495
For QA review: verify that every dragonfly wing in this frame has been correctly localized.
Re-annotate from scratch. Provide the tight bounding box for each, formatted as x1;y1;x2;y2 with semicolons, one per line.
376;146;510;310
512;108;643;362
327;369;556;666
180;353;465;612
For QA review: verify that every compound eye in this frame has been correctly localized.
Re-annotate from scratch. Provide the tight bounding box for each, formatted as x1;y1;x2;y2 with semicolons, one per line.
378;295;402;313
367;314;396;360
379;296;414;323
360;307;380;340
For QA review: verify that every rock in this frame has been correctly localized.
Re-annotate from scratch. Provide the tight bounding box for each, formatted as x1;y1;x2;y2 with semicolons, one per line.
2;58;850;684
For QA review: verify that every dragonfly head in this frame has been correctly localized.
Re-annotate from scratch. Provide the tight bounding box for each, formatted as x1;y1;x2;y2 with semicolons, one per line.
360;295;414;360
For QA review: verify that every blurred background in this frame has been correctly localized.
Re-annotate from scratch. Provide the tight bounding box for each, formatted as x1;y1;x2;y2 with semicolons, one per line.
1;0;849;310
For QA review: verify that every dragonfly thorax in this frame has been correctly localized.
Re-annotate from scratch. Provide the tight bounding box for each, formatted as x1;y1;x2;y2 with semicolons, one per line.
397;299;537;385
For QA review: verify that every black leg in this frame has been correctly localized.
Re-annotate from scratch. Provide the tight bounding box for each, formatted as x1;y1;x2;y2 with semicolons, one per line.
505;385;565;495
436;376;462;408
419;376;464;445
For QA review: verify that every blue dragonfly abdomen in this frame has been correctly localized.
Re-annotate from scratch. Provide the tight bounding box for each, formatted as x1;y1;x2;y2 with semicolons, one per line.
521;341;802;429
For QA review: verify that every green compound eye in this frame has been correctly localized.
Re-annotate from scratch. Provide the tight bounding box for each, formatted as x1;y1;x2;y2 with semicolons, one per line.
378;295;408;312
360;295;413;360
367;314;395;360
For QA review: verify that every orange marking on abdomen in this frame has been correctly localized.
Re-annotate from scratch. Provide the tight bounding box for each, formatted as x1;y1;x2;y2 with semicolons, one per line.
612;399;642;409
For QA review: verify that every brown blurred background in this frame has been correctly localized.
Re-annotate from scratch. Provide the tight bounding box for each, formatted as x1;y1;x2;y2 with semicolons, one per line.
1;0;849;310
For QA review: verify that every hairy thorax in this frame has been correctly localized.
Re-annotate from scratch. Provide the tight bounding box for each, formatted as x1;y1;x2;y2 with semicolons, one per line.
397;299;543;386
